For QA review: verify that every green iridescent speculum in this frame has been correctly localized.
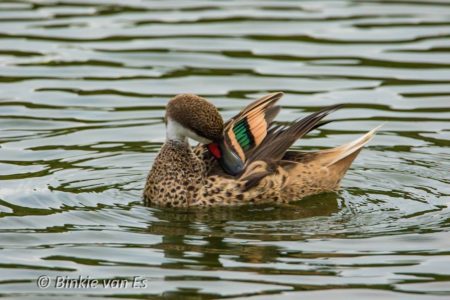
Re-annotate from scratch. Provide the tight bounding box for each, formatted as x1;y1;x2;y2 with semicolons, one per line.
233;119;253;150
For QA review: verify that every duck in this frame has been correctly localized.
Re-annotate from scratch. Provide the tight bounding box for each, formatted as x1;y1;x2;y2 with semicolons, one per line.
144;92;379;208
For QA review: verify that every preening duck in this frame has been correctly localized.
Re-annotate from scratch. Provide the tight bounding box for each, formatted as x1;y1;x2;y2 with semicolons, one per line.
144;92;379;207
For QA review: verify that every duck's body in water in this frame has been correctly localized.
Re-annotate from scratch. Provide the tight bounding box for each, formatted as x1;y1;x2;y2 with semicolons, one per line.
144;92;379;208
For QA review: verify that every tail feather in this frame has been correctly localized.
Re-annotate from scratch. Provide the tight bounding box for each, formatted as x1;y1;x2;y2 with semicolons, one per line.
320;125;382;167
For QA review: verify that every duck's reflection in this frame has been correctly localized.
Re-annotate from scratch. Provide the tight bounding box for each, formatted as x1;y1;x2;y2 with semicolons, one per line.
145;193;339;267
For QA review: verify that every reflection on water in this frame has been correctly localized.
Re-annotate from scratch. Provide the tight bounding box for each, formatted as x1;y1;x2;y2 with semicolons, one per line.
0;0;449;299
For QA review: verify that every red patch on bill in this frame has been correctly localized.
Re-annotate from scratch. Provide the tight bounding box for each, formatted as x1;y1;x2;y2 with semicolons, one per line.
207;143;222;159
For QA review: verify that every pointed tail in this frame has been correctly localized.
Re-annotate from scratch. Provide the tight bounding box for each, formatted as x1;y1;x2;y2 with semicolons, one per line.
322;125;382;167
302;125;382;182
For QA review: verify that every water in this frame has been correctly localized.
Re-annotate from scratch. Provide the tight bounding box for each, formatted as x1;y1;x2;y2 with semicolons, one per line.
0;0;449;298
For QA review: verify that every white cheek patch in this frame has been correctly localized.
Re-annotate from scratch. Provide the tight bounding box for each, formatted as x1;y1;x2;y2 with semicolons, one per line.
166;118;212;144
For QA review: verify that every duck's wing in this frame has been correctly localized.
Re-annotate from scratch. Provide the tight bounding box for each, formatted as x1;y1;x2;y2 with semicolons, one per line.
230;105;342;191
246;104;342;164
207;92;283;175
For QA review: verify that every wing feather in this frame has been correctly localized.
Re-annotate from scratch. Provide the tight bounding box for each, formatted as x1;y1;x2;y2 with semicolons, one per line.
247;105;342;164
214;92;283;175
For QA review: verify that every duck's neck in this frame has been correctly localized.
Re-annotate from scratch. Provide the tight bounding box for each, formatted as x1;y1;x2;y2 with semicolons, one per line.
144;139;204;207
164;140;205;194
152;140;199;178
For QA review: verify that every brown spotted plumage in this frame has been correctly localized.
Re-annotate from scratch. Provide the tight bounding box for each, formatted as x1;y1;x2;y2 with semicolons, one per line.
143;92;380;208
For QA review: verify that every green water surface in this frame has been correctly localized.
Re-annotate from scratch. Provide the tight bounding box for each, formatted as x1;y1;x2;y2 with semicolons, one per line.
0;0;449;299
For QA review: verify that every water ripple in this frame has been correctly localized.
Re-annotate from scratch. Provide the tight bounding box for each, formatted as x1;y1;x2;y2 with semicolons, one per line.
0;0;449;298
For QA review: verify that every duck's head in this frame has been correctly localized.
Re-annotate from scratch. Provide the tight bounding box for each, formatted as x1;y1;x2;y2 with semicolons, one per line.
165;94;224;144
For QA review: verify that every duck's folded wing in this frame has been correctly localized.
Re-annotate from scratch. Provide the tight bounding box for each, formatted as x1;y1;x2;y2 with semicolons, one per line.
246;104;342;164
207;92;283;175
